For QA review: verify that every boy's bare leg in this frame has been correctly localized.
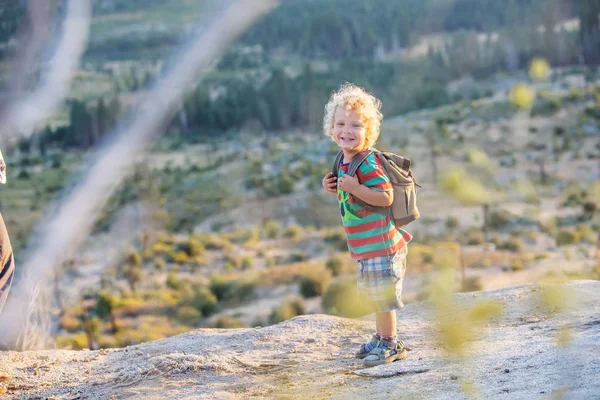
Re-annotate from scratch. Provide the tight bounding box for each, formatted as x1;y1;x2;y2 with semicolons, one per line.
375;311;396;337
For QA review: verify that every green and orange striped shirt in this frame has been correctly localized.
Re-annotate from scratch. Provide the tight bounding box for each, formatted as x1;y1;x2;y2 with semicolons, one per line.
337;152;412;260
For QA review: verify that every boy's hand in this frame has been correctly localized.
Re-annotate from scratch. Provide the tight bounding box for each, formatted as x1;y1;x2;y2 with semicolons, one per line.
322;172;337;194
337;174;359;193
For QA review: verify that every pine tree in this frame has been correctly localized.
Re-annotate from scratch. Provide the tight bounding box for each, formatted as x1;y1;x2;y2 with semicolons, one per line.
67;100;93;149
96;98;108;138
579;0;600;65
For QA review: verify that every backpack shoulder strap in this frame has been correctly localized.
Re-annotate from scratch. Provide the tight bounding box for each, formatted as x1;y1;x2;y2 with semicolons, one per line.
331;150;344;177
348;149;373;176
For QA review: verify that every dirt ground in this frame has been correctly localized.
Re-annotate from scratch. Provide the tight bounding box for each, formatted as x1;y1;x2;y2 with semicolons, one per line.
1;280;599;400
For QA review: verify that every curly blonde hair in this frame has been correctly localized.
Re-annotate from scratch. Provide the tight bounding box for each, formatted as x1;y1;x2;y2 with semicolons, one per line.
322;83;383;147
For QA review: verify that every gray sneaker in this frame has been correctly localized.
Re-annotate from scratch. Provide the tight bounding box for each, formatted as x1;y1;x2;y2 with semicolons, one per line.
363;338;407;367
355;335;380;359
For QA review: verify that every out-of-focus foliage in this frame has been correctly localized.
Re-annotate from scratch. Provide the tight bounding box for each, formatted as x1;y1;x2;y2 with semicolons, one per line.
440;167;493;206
428;269;504;356
322;278;373;318
466;148;490;170
0;2;26;44
509;83;536;110
529;58;551;81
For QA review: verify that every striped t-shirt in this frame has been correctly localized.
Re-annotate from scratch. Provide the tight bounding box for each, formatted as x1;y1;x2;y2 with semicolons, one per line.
337;152;412;260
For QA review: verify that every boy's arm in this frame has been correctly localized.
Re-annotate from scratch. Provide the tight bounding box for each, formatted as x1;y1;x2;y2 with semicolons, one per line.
337;174;393;206
350;184;393;207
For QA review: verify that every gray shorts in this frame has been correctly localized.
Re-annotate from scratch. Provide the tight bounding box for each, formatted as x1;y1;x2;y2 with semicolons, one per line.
356;246;407;313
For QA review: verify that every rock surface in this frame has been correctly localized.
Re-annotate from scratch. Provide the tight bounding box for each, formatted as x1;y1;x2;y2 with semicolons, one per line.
1;281;599;399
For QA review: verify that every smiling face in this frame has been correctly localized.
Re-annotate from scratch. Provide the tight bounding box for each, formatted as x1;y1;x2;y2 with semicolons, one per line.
333;106;367;155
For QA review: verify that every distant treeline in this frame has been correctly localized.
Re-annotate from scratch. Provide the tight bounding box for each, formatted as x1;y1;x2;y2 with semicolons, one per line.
238;0;587;59
18;98;122;154
7;0;600;151
81;0;595;63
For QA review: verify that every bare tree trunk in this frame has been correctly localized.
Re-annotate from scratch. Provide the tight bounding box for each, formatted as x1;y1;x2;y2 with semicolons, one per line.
427;134;439;184
482;204;490;232
310;191;321;230
109;310;118;334
537;158;547;185
53;266;62;311
80;298;95;350
459;244;465;292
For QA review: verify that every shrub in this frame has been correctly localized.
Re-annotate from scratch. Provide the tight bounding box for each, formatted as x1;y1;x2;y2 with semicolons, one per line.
324;229;347;252
325;255;345;276
96;292;116;319
277;169;295;194
177;238;205;257
241;256;254;270
178;284;219;316
556;229;580;246
576;224;597;243
582;201;597;219
566;87;585;102
196;233;232;251
171;251;189;265
299;268;332;298
511;259;524;271
244;227;261;244
465;229;485;245
322;279;372;318
445;216;459;231
115;297;147;317
421;248;434;264
290;252;308;263
264;220;280;239
125;263;143;292
530;97;561;117
229;227;259;244
209;276;256;304
17;169;31;180
268;298;305;324
177;306;202;325
56;333;88;350
154;257;166;271
488;211;511;230
336;240;349;252
166;272;182;290
209;316;247;329
499;237;523;253
223;254;242;270
461;277;483;292
284;224;302;239
126;249;142;268
593;263;600;280
97;335;119;349
150;241;174;259
59;313;82;333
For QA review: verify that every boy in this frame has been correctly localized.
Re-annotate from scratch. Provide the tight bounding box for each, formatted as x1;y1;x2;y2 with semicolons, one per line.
321;83;412;367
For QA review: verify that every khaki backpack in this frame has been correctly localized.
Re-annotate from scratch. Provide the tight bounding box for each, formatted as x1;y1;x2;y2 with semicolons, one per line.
332;148;420;228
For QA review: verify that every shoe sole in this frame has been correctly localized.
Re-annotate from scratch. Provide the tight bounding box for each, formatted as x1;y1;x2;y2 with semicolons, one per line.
362;349;408;367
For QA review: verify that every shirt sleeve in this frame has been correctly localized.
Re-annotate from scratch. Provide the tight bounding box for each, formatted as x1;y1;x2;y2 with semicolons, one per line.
356;153;392;192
